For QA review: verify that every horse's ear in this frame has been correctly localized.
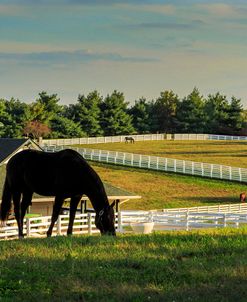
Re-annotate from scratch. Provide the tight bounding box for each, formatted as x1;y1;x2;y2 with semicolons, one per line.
110;201;116;208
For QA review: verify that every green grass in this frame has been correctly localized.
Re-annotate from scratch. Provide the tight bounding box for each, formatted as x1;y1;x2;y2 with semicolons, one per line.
74;139;247;210
0;228;246;302
76;140;247;168
91;163;246;210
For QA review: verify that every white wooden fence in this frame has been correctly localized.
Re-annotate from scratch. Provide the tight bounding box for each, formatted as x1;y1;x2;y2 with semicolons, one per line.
173;133;247;141
0;213;118;240
162;203;247;214
42;133;247;146
42;133;165;146
118;210;247;232
44;146;247;183
1;204;247;240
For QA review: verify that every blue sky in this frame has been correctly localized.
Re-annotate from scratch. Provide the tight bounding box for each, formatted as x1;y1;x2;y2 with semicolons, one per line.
0;0;247;106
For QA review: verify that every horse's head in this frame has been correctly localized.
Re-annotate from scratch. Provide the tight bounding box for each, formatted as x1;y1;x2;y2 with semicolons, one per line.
95;201;116;236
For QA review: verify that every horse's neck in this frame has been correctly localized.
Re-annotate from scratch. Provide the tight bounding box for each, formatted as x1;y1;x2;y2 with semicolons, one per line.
86;187;109;212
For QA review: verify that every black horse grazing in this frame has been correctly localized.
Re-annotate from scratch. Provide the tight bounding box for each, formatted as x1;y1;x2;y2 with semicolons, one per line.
125;136;135;143
0;149;116;238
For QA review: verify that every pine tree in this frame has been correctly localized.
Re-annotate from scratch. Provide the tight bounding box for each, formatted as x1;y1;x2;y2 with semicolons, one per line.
150;90;179;133
66;90;103;136
100;91;134;135
177;88;206;133
128;97;151;133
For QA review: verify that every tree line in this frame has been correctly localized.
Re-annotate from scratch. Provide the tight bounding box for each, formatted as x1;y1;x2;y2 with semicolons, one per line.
0;88;246;139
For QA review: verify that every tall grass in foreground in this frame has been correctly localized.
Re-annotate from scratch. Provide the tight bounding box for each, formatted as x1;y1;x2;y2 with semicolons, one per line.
0;228;246;302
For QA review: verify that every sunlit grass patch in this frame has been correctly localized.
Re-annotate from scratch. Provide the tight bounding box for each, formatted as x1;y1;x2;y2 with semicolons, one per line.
91;163;246;210
0;228;246;301
76;140;247;168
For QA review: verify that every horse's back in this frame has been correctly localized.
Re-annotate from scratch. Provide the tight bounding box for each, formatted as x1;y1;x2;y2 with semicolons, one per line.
6;149;97;196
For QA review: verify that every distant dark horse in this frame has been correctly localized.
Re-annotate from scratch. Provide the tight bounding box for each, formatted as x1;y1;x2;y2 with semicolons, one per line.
240;192;246;202
0;149;116;238
125;136;135;144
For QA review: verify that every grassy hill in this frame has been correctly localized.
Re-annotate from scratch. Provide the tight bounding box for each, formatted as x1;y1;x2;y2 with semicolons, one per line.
0;228;246;302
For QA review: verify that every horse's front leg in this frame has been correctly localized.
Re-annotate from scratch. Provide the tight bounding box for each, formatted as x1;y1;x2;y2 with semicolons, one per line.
67;195;82;236
47;196;64;237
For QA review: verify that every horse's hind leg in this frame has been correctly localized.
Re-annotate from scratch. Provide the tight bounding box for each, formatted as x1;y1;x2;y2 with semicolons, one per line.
20;191;33;236
67;195;82;236
47;196;64;237
12;191;23;238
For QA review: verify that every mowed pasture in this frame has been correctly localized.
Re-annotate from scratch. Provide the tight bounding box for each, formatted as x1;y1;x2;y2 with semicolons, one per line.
0;229;246;302
76;140;247;168
72;139;247;210
92;163;246;210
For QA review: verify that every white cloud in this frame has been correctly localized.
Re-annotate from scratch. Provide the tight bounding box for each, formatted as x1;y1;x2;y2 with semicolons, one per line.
0;4;27;16
198;3;239;17
118;4;175;15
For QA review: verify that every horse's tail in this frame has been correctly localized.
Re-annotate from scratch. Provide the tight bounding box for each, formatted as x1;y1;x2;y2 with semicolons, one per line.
0;178;12;222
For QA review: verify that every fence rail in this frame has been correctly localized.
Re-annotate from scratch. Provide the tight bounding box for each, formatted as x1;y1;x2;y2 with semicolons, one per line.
42;133;166;146
1;205;247;240
42;133;247;146
0;213;119;239
173;133;247;141
118;210;247;232
162;203;247;214
44;146;247;183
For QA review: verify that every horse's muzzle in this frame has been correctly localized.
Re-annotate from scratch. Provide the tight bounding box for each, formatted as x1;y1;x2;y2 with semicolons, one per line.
102;230;116;236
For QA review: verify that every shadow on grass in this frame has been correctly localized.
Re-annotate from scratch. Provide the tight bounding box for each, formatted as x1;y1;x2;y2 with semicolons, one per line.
0;232;247;301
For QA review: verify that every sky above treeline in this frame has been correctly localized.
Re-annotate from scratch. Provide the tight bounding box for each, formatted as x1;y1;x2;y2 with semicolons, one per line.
0;0;247;107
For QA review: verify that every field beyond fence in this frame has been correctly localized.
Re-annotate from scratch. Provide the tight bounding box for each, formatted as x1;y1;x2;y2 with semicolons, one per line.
44;145;247;183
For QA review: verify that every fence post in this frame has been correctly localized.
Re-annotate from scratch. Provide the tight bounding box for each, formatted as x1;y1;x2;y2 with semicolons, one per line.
139;155;142;168
26;218;31;237
165;158;167;171
210;164;213;178
57;216;62;235
223;214;227;228
88;213;92;235
118;211;123;233
186;212;189;231
239;168;242;182
229;167;232;180
236;216;239;228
